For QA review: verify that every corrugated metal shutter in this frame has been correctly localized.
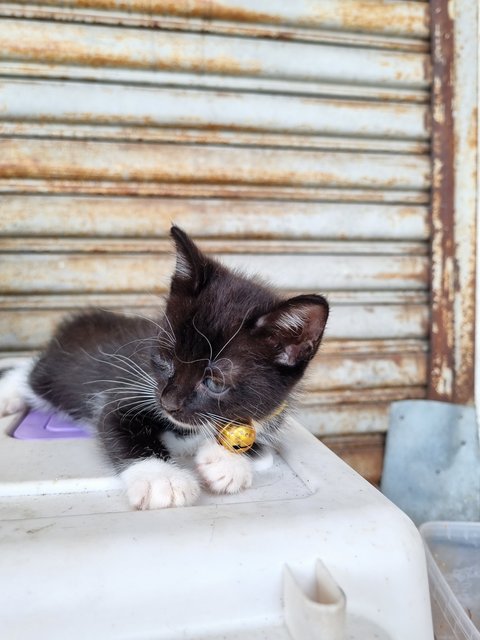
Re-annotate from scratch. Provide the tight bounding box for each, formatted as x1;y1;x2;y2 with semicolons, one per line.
0;1;431;439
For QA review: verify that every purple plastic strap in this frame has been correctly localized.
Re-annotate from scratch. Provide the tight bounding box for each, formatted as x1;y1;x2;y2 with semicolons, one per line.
13;410;91;440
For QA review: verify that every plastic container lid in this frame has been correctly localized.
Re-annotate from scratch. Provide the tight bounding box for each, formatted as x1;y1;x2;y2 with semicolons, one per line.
420;522;480;640
12;410;91;440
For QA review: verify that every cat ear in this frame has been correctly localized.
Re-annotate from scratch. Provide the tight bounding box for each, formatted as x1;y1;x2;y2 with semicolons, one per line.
170;225;213;294
253;295;329;367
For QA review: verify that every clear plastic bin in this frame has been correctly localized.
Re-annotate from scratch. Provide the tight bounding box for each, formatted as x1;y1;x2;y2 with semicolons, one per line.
421;521;480;640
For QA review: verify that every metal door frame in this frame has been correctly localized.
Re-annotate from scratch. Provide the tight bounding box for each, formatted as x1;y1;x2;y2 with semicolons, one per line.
430;0;477;405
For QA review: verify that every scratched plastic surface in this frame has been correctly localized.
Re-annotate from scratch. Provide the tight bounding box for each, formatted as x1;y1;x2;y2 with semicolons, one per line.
422;522;480;640
13;410;91;440
431;539;480;630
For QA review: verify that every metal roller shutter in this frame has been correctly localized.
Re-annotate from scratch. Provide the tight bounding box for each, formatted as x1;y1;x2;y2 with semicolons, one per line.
0;1;431;442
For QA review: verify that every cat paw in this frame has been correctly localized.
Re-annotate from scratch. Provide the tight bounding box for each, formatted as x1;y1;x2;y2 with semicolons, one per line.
0;358;34;417
120;458;200;510
0;392;27;417
0;374;26;417
196;441;253;494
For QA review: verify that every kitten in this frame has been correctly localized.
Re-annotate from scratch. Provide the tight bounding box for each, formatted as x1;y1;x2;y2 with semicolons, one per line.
0;226;328;509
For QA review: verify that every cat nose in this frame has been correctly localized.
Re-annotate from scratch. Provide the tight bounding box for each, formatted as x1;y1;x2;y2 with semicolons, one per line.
161;388;182;413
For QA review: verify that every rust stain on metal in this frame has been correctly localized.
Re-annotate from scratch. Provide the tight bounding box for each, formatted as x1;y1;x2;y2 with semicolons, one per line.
2;21;264;76
429;0;477;406
0;179;431;203
429;0;455;401
71;0;282;26
334;1;423;37
0;139;429;190
20;0;429;39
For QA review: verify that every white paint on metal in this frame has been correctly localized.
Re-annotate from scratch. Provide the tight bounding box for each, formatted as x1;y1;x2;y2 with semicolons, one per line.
452;0;478;405
0;139;431;190
2;0;429;39
0;62;430;103
307;351;427;391
0;254;428;293
0;122;430;156
0;80;429;139
0;19;429;88
0;197;429;240
0;181;431;203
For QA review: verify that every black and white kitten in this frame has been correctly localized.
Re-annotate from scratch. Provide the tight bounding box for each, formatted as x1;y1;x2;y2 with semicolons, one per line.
0;226;329;509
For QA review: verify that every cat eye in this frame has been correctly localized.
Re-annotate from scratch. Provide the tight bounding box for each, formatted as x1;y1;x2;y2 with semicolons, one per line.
203;376;226;395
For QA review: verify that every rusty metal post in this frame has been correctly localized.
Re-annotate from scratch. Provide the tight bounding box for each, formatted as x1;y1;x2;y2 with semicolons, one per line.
429;0;477;405
429;0;456;401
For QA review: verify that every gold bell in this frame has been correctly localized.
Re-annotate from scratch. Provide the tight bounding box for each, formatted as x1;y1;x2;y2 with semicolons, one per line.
217;423;256;454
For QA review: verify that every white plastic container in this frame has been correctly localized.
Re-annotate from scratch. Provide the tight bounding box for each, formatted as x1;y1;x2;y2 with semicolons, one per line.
421;521;480;640
0;411;434;640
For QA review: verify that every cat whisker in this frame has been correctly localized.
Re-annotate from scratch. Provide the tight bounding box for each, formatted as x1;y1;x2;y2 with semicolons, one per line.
162;312;176;346
100;392;157;412
115;336;168;359
99;389;156;404
213;306;254;361
197;416;216;442
213;357;234;373
112;336;159;352
122;310;175;347
209;365;226;390
174;354;209;366
100;350;156;387
121;399;160;421
84;377;156;392
195;413;217;439
198;411;245;427
81;349;156;390
192;315;213;362
103;356;157;391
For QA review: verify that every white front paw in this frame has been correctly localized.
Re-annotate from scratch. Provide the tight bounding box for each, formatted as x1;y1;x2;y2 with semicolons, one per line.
196;441;253;494
0;363;30;417
121;458;200;510
0;392;26;417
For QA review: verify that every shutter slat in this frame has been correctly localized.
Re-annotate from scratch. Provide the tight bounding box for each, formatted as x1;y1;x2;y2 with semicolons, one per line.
0;197;429;240
0;181;430;203
0;19;429;88
0;80;429;140
306;351;427;391
0;140;431;190
1;1;429;39
0;62;430;103
0;239;428;256
1;254;428;292
0;306;428;350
